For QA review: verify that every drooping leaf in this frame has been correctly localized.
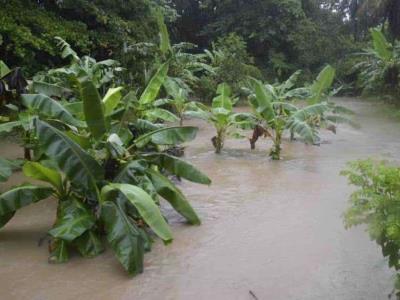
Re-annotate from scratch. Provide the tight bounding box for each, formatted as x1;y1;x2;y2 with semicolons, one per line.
0;184;53;216
32;81;72;98
146;169;201;225
35;119;103;196
101;201;144;276
49;199;95;242
103;87;123;116
139;62;169;105
114;161;158;200
287;103;329;143
0;121;23;133
74;229;105;258
78;77;107;140
55;37;80;63
145;108;179;122
143;153;211;185
135;126;198;148
48;239;69;264
65;131;91;149
21;94;83;127
23;161;63;191
102;184;173;243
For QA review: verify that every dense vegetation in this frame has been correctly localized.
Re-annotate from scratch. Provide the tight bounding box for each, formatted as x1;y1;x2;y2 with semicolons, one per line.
1;0;400;292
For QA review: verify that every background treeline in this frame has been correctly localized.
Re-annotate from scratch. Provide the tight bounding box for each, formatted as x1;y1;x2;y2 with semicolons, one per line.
1;0;400;97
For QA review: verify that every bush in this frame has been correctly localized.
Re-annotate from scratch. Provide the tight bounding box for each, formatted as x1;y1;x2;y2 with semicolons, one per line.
342;159;400;295
195;33;263;102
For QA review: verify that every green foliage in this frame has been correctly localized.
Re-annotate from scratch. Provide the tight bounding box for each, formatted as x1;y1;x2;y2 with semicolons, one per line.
355;27;400;98
342;159;400;295
246;66;354;159
0;46;211;275
186;83;255;153
197;33;262;100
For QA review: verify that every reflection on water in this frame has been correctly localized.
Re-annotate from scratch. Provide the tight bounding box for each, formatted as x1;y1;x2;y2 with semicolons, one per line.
0;98;398;299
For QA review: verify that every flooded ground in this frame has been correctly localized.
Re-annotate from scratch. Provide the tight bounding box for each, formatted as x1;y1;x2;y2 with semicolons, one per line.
0;98;398;299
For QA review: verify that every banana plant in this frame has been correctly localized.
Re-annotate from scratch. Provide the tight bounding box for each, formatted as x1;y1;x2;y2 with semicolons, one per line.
354;27;400;96
305;65;359;135
186;83;255;153
0;67;210;276
153;77;203;126
247;78;330;159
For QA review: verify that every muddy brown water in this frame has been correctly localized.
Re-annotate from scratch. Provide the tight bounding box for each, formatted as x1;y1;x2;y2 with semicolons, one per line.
0;98;398;300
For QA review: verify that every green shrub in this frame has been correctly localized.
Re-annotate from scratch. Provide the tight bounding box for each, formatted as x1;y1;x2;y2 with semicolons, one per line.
342;159;400;295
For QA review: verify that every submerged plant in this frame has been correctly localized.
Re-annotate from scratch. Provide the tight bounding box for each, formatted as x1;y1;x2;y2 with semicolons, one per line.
0;41;211;275
246;66;356;160
186;83;254;153
246;77;328;159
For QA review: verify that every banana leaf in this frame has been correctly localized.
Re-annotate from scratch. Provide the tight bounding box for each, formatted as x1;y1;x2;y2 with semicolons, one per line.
102;184;173;243
146;169;201;225
143;153;211;185
21;94;83;127
101;201;144;276
35;119;103;197
78;77;107;140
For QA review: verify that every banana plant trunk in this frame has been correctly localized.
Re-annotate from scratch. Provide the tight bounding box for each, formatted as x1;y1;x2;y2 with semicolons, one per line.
212;130;225;154
270;130;282;160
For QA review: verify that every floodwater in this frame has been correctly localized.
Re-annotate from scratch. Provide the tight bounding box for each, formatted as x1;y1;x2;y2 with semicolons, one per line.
0;98;398;300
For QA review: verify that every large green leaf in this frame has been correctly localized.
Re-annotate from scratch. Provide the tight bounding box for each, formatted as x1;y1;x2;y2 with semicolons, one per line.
23;161;63;191
55;37;80;62
212;83;233;110
21;94;83;127
78;77;107;139
48;239;69;264
74;230;105;258
0;121;23;133
309;65;336;103
143;153;211;185
156;11;171;55
146;169;201;225
35;119;103;196
0;184;53;216
370;28;392;61
249;78;275;121
102;184;173;243
139;62;169;105
135;126;198;148
145;108;179;122
101;201;144;276
103;87;123;116
32;81;72;98
114;161;158;200
49;199;95;242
